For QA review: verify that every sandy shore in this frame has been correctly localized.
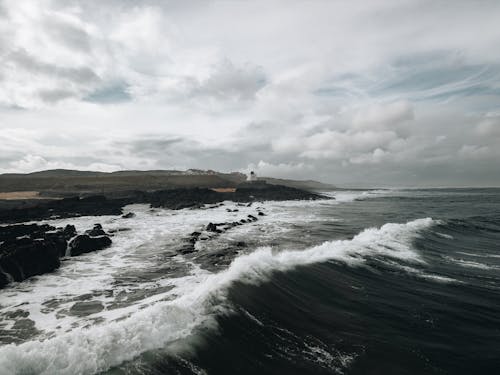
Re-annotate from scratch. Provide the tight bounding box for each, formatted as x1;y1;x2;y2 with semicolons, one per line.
0;191;42;200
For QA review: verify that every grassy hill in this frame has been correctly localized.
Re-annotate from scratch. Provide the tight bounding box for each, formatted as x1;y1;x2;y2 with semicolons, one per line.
0;169;335;196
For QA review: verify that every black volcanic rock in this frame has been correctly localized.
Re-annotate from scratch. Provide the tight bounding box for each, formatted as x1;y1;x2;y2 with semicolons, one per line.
62;224;77;239
0;195;126;224
0;183;325;224
0;222;112;288
0;223;55;242
69;234;112;256
206;222;219;232
0;237;61;288
85;224;107;237
145;184;323;211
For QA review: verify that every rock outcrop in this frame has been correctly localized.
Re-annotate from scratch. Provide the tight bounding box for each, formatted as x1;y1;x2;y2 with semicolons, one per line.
146;183;323;210
0;223;112;288
0;195;126;224
0;237;61;288
69;235;112;256
0;183;327;224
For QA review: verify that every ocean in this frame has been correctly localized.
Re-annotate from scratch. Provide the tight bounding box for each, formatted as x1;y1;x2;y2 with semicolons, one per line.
0;188;499;374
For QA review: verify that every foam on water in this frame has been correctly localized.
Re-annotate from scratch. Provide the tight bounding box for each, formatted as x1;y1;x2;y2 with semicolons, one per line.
0;217;436;375
326;189;390;203
444;256;496;270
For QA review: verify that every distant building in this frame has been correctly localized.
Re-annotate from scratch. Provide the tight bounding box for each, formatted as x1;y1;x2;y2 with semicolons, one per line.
247;171;257;182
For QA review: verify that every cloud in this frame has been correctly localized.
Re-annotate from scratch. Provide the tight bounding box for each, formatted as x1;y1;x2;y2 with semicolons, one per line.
1;0;500;186
0;154;120;174
352;101;414;131
476;115;500;137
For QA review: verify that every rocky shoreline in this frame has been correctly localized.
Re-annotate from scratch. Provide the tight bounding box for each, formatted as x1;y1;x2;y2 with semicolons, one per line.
0;183;327;288
0;223;113;288
0;184;322;224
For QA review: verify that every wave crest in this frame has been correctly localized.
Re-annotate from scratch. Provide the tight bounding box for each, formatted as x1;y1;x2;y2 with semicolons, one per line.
0;218;436;375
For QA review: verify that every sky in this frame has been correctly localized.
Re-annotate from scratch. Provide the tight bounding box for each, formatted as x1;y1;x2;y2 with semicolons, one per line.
1;0;500;187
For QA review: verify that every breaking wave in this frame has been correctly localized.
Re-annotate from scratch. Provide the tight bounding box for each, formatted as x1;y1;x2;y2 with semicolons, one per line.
0;217;436;375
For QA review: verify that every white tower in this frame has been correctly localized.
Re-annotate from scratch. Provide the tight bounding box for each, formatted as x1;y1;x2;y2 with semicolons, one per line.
247;171;257;182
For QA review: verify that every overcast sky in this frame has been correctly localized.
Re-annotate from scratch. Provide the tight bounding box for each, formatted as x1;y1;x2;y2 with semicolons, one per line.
1;0;500;187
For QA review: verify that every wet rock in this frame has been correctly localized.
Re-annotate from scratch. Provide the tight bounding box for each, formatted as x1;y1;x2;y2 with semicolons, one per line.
42;233;69;257
62;224;77;239
195;247;240;271
247;214;258;222
85;224;107;237
206;222;222;233
0;195;126;224
121;212;135;219
0;237;61;286
0;223;80;287
258;211;265;216
69;235;112;256
178;245;197;254
69;301;104;317
0;223;55;242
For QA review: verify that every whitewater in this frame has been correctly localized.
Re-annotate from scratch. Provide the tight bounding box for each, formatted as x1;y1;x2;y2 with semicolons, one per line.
1;189;499;374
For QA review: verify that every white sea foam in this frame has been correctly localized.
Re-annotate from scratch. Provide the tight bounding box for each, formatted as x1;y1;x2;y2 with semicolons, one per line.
436;232;454;239
0;217;436;375
444;256;495;270
326;189;391;203
457;251;500;259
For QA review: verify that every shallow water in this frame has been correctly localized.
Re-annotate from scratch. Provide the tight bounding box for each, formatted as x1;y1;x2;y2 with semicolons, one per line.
1;189;499;374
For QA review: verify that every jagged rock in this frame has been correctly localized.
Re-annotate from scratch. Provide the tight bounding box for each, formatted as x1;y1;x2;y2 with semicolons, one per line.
206;222;219;232
0;223;55;242
0;222;115;288
247;214;258;221
122;212;135;219
178;244;196;254
0;195;126;224
62;224;77;239
258;211;265;216
0;237;61;288
0;184;325;224
69;235;112;256
42;233;69;257
85;224;107;237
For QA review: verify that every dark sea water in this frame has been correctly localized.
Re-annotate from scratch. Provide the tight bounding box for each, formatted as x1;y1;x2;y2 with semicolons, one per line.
1;189;499;374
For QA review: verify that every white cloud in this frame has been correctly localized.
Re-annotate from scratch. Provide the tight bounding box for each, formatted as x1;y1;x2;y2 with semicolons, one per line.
476;116;500;137
1;0;500;186
0;154;120;174
352;101;414;131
